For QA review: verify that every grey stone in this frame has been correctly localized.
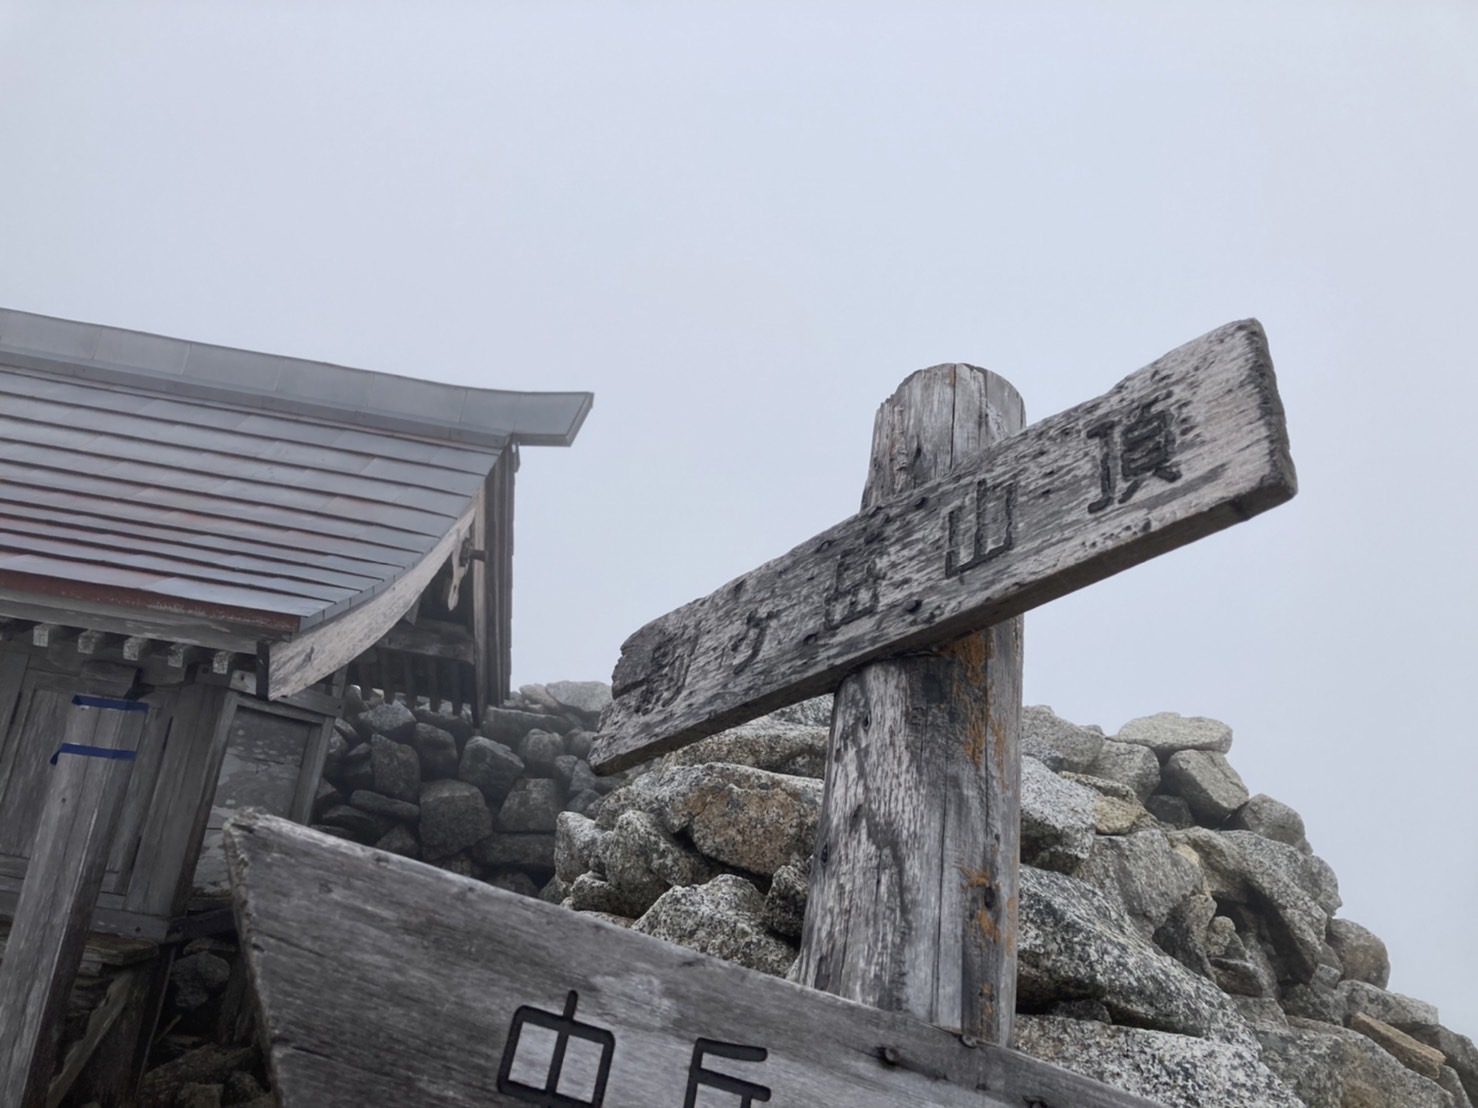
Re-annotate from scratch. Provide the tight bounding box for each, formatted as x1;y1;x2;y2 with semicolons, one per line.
416;706;475;746
633;874;796;976
1048;998;1112;1022
343;683;367;716
1091;793;1153;836
519;729;566;776
1281;978;1345;1023
1228;793;1310;851
555;811;607;883
470;832;556;870
567;759;598;796
1019;755;1095;872
355;699;417;744
170;951;231;1011
763;858;810;939
135;1046;256;1106
601;809;714;917
1115;711;1234;757
458;737;524;801
1152;892;1217;977
324;727;349;778
348;789;419;823
1230;995;1290;1032
410;722;459;778
1171;827;1334;982
318;804;385;844
1017;865;1242;1040
1441;1066;1476;1108
1161;749;1249;823
1328;917;1391;988
1076;828;1201;934
342;742;375;792
311;778;341;821
544;680;612;724
1088;739;1161;801
1145;793;1194;828
602;763;820;878
175;1084;223;1108
373;824;419;859
539;875;568;904
565;730;595;761
1014;1016;1303;1108
224;1071;266;1104
1338;979;1440;1031
485;706;567;745
1258;1021;1456;1108
567;873;626;914
418;779;493;859
662;721;827;779
1021;705;1105;773
765;695;834;728
1407;1024;1478;1105
370;735;420;803
563;788;602;816
497;778;565;833
551;754;585;794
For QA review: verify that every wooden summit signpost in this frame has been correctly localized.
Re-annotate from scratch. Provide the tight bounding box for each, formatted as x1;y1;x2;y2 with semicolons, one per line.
227;319;1297;1106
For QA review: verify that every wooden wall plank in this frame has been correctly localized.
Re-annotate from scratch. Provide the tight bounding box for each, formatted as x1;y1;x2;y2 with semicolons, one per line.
0;695;148;1107
123;683;233;920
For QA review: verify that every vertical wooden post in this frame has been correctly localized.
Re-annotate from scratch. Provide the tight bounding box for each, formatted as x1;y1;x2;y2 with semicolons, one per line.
0;695;147;1108
795;364;1025;1045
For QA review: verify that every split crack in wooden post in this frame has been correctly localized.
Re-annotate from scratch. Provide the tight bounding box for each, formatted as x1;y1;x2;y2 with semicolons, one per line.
794;363;1024;1045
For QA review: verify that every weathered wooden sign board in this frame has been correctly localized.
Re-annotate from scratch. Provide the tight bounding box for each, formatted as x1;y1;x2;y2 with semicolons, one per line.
225;812;1162;1108
592;319;1295;772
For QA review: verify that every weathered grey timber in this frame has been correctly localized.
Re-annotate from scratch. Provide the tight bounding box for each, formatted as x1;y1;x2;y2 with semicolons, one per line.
795;365;1024;1045
225;812;1163;1108
592;319;1296;772
0;696;146;1108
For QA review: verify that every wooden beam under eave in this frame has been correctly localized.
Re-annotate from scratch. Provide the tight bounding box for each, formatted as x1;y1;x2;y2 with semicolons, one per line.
266;502;477;701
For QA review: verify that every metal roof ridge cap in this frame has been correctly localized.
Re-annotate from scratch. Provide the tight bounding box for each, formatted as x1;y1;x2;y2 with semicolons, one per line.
0;307;592;448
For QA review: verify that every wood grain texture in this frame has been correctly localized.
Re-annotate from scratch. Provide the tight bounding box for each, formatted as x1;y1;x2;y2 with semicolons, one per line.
592;320;1296;772
224;813;1162;1108
0;696;146;1108
796;364;1023;1045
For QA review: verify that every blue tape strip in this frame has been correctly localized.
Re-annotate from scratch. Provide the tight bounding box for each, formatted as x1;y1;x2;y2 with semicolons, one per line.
72;695;148;712
50;743;138;765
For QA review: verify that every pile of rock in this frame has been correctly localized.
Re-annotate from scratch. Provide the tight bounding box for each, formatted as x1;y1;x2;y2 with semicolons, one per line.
550;698;1478;1108
310;680;622;898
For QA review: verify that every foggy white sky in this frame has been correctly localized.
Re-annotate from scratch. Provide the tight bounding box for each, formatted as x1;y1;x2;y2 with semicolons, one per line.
1;2;1474;1038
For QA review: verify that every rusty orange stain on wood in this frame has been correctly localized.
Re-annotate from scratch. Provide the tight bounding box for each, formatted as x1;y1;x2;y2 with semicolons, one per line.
976;907;1001;944
942;634;991;767
956;865;993;889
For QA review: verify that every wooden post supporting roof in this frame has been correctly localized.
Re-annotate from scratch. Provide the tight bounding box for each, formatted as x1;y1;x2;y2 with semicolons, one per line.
0;695;147;1108
794;365;1024;1044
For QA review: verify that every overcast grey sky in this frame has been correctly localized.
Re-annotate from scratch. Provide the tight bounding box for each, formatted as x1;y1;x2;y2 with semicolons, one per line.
2;1;1474;1037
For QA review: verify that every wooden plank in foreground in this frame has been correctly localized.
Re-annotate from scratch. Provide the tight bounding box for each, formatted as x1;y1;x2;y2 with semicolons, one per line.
224;812;1162;1108
592;319;1295;772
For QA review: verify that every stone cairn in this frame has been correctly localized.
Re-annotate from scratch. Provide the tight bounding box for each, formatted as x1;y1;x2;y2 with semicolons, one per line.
131;690;1478;1108
308;680;621;894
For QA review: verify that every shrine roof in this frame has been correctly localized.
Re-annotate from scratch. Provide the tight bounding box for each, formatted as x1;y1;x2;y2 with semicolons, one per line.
0;307;591;647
